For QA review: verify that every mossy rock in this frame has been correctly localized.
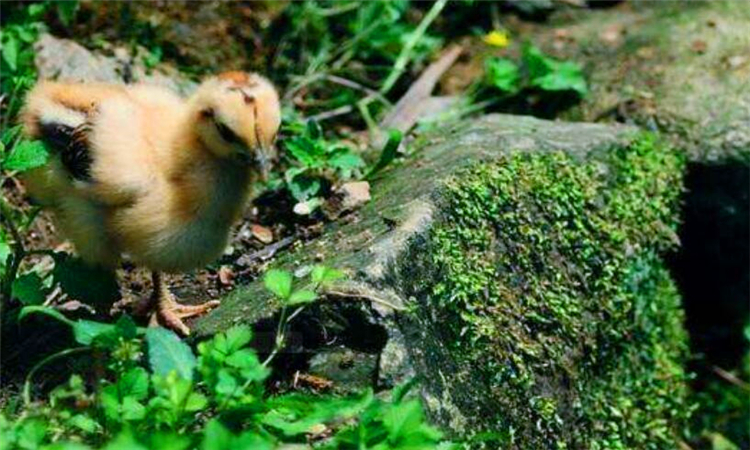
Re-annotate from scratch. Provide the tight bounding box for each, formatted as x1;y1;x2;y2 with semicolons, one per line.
530;1;750;164
197;114;691;449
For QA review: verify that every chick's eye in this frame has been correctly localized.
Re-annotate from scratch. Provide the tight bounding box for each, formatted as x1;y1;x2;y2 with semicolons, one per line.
215;121;242;145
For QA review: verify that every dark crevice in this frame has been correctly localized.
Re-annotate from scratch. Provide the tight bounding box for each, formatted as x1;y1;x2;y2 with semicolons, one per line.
667;162;749;371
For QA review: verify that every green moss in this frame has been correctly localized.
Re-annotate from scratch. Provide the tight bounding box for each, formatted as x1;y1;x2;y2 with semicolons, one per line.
406;134;690;448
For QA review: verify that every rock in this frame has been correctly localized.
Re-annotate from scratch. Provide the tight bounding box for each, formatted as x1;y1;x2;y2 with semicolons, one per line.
196;114;691;448
34;33;196;96
524;1;750;385
523;2;750;164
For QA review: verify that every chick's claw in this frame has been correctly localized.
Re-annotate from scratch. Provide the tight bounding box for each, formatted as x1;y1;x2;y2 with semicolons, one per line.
150;295;221;336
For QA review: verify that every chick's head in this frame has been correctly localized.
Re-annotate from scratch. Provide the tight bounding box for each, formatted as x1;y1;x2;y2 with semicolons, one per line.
192;71;281;178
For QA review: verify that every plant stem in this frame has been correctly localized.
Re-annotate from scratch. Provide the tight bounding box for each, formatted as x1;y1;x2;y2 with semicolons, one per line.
379;0;449;95
0;196;26;300
24;346;90;405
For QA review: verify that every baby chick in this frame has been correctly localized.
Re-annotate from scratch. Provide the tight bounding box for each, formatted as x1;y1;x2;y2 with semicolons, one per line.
20;71;281;335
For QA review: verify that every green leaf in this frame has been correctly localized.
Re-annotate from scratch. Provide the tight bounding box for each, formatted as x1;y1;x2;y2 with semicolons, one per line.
287;289;317;306
522;43;587;96
120;396;146;421
201;420;233;450
19;305;75;327
117;368;149;400
284;137;325;168
16;418;47;450
67;414;100;434
328;148;365;179
367;129;403;179
56;1;80;27
146;327;196;380
383;400;424;441
306;119;323;141
51;253;119;308
286;168;321;201
73;320;116;346
146;433;191;450
102;431;148;450
223;325;253;353
2;36;19;72
11;272;46;305
522;43;553;80
2;140;48;172
311;265;345;286
485;57;520;93
225;349;269;383
263;269;293;300
531;61;588;95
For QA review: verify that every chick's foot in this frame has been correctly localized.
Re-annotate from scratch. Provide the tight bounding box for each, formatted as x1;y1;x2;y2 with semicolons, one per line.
149;294;221;336
133;271;220;336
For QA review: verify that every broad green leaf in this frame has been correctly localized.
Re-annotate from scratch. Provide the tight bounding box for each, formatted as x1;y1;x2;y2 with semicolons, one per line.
233;432;274;450
306;119;323;140
2;36;19;72
73;320;116;346
56;1;80;27
52;253;119;308
67;414;100;434
311;265;345;286
19;305;75;327
117;368;149;400
3;140;49;172
2;140;48;172
215;369;237;396
146;327;197;380
287;289;317;306
522;43;553;80
120;396;146;421
328;148;365;179
201;420;233;450
146;433;191;450
102;431;148;450
263;269;293;300
11;272;45;305
485;57;520;93
16;418;46;449
223;325;252;353
225;349;269;382
287;172;321;201
522;43;587;96
383;400;425;442
531;61;587;95
0;241;11;277
284;137;325;168
366;129;402;179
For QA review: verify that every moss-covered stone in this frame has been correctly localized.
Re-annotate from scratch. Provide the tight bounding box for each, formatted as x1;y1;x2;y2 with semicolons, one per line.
534;1;750;164
401;143;688;448
197;115;690;448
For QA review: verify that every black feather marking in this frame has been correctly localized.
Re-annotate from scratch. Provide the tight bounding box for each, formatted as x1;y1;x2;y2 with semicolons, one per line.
38;120;94;181
39;122;76;153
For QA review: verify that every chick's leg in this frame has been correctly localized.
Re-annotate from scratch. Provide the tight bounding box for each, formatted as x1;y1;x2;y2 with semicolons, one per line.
148;271;220;336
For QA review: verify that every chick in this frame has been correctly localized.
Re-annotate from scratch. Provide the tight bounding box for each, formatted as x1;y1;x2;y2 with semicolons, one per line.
20;71;281;335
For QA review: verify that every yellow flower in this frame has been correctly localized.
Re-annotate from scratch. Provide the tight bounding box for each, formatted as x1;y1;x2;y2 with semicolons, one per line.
483;30;510;48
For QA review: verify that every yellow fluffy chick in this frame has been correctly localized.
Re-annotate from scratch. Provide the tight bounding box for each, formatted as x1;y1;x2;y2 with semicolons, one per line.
20;71;281;335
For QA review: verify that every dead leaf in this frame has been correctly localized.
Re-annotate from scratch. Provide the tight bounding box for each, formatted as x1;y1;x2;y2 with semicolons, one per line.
251;224;274;244
218;265;234;285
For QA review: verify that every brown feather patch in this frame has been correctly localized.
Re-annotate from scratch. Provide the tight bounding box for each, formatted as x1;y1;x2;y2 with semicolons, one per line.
218;71;250;85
